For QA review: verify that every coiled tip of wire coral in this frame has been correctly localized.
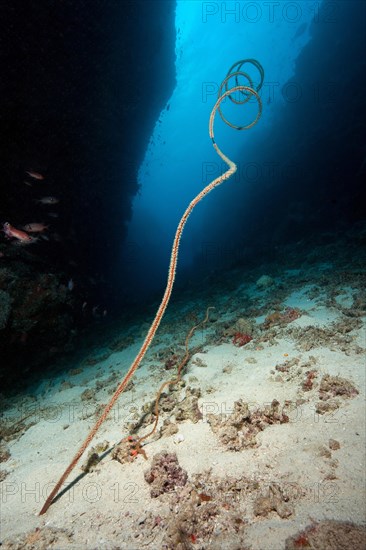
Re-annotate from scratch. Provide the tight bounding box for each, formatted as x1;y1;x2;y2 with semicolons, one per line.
215;58;264;132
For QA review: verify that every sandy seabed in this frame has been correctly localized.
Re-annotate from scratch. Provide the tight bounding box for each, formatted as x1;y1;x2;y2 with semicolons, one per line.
1;235;366;549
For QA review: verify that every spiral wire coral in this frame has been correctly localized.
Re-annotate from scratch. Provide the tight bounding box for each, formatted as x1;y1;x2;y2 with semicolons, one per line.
39;60;263;515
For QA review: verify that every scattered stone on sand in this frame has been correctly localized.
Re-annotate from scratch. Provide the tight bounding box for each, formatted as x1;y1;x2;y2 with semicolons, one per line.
319;374;359;400
256;275;274;289
207;399;289;451
1;527;75;550
329;438;340;450
253;482;294;518
144;451;188;498
285;520;366;550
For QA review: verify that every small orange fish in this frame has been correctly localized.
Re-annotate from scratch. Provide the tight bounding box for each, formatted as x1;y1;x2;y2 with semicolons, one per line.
26;170;44;180
22;223;49;233
35;197;59;205
3;222;35;243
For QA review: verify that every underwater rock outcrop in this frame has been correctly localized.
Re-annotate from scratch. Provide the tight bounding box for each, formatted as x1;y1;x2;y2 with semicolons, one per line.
207;399;289;451
0;264;77;387
144;451;188;498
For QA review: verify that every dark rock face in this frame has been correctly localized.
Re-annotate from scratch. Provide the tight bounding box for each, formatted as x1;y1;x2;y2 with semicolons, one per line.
0;1;176;387
0;0;176;280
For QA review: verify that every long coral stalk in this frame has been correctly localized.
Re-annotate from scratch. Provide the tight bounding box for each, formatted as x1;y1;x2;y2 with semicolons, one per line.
39;82;262;515
134;306;215;451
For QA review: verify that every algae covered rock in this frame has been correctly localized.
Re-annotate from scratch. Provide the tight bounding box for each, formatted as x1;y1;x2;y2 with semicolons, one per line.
256;274;274;289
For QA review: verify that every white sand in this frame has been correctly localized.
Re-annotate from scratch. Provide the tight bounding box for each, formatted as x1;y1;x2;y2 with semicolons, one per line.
1;266;365;549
